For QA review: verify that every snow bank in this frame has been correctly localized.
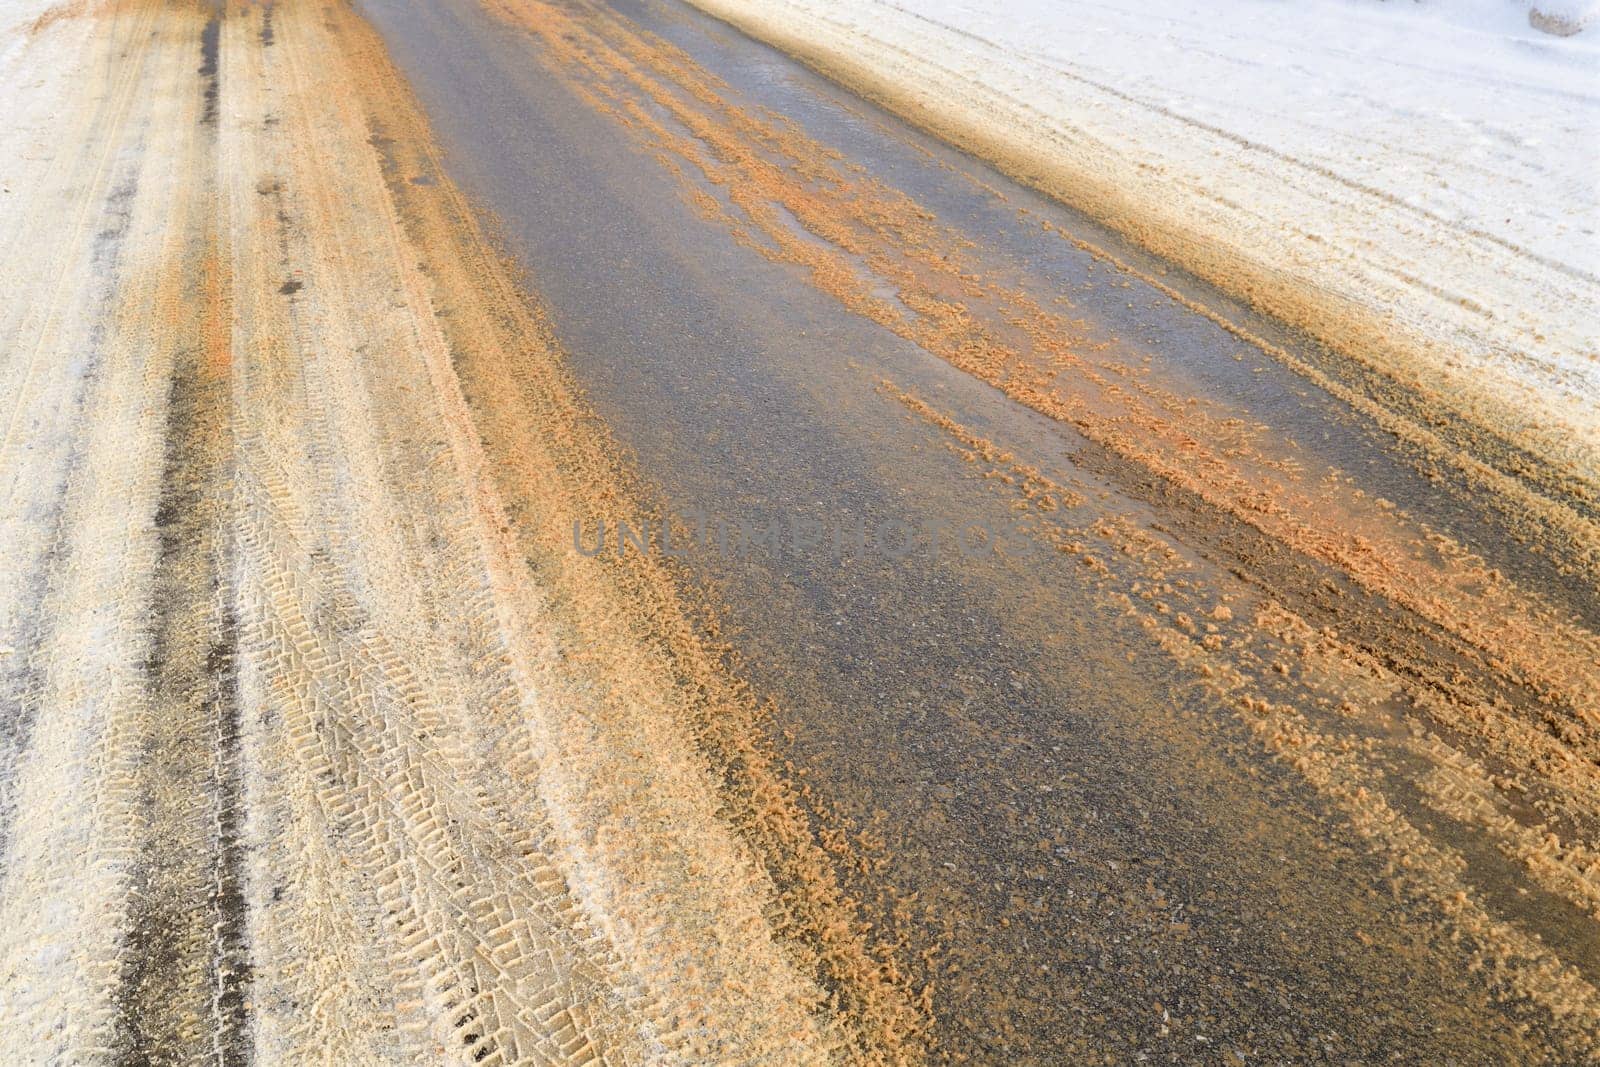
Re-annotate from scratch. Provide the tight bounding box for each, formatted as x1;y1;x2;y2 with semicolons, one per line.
1529;0;1599;37
687;0;1600;481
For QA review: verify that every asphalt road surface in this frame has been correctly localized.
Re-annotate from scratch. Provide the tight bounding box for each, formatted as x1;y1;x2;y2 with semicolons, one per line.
358;0;1600;1061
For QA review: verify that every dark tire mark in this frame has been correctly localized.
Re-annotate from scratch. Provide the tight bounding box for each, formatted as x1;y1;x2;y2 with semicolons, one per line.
200;15;220;127
111;239;249;1065
0;171;139;873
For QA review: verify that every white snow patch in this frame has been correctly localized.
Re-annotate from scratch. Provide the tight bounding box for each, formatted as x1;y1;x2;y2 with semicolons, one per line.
1528;0;1599;36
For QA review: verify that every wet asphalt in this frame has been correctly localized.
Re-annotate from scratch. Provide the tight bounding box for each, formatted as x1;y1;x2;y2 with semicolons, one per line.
355;0;1588;1059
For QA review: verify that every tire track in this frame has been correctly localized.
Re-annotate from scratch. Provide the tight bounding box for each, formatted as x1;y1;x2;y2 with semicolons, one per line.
0;5;227;1057
0;170;135;874
105;10;252;1060
2;1;921;1061
0;0;164;873
112;234;249;1065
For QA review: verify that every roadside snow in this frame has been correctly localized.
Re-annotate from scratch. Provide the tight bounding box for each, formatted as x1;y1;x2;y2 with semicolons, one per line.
1529;0;1599;36
688;0;1600;479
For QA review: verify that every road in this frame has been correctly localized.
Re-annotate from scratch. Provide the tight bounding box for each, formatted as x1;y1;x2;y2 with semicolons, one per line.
1;0;1597;1063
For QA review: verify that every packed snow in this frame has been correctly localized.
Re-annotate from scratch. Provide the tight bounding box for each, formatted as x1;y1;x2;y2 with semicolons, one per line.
689;0;1600;478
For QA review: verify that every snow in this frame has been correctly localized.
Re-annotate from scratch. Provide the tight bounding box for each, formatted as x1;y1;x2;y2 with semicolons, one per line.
687;0;1600;478
1529;0;1599;36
